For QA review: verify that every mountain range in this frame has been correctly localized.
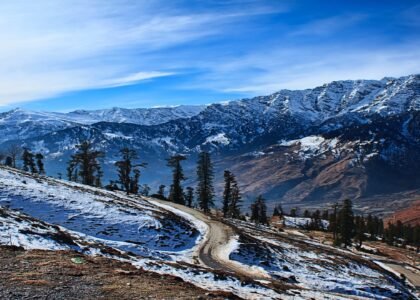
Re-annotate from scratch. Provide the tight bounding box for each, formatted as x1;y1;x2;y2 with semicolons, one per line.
0;74;419;216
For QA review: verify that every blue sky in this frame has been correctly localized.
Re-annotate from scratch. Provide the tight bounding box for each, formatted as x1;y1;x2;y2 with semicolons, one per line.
0;0;419;112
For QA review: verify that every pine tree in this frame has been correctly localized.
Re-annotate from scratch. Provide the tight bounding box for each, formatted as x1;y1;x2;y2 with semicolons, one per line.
222;170;233;217
167;155;186;205
290;208;297;217
66;159;78;182
157;185;166;199
322;210;329;220
250;195;268;225
329;203;340;245
366;214;374;240
229;180;242;219
354;215;365;248
115;148;146;195
22;148;31;172
222;170;241;218
22;148;37;173
339;199;354;247
5;156;13;167
185;187;194;207
35;153;45;174
67;141;104;187
196;152;214;213
130;169;141;194
273;204;283;217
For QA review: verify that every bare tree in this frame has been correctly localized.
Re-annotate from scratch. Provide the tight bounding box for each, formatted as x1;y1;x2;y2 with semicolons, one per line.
7;144;21;168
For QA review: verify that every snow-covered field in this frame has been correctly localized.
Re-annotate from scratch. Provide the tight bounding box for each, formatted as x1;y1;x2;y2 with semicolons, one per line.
0;168;200;260
226;219;415;300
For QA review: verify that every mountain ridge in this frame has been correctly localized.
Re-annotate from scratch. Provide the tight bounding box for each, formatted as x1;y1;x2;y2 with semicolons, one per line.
0;74;419;215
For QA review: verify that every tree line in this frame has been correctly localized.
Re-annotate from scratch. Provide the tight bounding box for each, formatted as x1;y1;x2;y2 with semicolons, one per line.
273;199;419;251
2;141;417;252
0;145;45;175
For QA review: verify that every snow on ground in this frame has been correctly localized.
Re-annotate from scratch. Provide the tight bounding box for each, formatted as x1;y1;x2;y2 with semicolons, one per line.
0;205;285;299
0;167;199;260
204;133;230;145
283;216;329;230
146;199;209;262
0;208;71;251
279;135;340;160
227;219;415;300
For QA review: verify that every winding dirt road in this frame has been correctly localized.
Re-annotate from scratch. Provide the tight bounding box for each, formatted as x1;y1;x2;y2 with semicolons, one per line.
148;199;270;280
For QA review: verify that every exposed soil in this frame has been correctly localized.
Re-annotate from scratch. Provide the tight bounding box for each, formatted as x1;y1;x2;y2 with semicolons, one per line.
385;199;420;226
0;246;238;300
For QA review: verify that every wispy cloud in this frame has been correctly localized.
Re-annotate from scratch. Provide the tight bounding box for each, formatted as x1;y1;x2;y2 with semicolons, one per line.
289;14;366;36
0;0;284;106
0;1;418;109
185;42;420;94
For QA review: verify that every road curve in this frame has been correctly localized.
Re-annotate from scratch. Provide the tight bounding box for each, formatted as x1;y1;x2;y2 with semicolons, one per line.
148;199;270;280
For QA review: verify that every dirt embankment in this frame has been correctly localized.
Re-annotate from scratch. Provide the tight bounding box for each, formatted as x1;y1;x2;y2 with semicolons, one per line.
0;246;237;300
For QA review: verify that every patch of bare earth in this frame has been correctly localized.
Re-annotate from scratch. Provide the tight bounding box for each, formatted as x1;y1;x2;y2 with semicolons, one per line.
0;246;238;300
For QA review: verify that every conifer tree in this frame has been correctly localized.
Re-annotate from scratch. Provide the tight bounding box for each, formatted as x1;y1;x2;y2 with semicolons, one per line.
196;152;214;213
273;204;283;217
354;215;365;248
22;148;37;173
185;187;194;207
35;153;45;174
5;156;13;167
229;180;242;218
222;170;233;217
329;203;340;245
67;141;104;187
250;195;268;225
115;147;146;194
222;170;241;218
167;154;186;205
339;199;354;247
157;185;166;199
322;210;329;220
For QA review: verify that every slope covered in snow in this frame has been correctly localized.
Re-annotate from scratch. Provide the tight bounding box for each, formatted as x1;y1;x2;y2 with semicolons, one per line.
226;219;415;299
0;167;201;260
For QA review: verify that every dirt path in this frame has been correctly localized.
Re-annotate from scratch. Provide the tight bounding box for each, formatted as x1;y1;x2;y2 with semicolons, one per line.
148;199;270;280
384;262;420;289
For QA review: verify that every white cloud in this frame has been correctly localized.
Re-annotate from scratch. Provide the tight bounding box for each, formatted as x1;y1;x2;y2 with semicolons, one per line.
187;42;420;94
289;14;366;36
0;0;284;106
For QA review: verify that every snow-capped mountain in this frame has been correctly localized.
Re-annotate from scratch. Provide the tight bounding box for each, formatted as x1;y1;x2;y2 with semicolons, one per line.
62;105;206;125
0;74;419;213
0;105;206;144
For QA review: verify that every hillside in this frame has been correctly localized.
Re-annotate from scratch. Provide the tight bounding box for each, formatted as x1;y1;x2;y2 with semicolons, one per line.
0;74;419;214
0;166;418;299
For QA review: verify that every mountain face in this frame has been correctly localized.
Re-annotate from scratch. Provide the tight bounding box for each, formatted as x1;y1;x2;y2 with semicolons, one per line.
0;105;206;144
0;74;419;215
